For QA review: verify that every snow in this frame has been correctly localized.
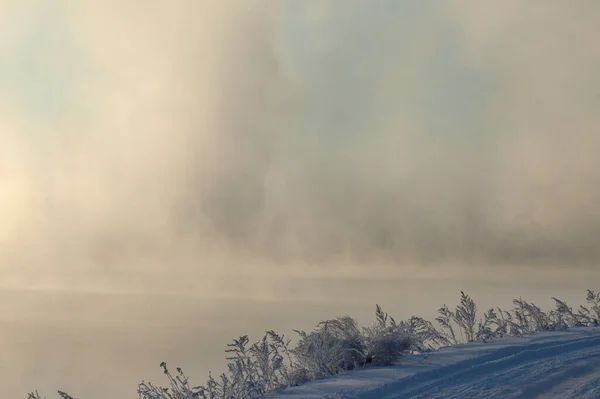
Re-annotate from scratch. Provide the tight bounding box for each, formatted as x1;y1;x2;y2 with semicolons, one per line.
269;327;600;399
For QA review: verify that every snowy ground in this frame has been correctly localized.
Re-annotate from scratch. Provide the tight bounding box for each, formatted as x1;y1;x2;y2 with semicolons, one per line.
270;327;600;399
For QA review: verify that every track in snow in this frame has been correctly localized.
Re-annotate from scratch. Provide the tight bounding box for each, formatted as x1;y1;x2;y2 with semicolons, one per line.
272;328;600;399
366;331;600;399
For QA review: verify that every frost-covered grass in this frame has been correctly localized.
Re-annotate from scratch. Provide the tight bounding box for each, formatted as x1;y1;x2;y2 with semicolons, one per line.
30;289;600;399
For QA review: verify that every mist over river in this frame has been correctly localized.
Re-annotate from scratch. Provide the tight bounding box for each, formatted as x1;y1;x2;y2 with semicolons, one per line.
4;270;597;398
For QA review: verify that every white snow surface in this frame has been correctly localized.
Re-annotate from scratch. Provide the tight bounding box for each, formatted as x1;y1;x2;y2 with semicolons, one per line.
269;328;600;399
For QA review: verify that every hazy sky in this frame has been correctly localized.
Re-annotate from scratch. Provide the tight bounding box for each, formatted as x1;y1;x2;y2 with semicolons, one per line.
2;0;600;296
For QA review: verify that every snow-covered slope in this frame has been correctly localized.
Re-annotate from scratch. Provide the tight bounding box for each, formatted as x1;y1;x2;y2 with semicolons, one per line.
270;328;600;399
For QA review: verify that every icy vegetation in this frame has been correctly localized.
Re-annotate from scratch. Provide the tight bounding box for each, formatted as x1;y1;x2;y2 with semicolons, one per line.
30;289;600;399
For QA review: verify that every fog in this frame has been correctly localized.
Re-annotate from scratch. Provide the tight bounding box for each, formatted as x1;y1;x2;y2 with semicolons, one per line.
2;1;600;397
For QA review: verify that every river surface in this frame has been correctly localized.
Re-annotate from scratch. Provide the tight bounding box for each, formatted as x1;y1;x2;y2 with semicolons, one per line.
3;272;595;399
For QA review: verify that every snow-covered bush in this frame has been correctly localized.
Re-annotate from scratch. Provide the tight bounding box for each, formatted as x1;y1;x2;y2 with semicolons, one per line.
436;304;459;344
578;289;600;324
552;297;583;327
475;309;499;342
436;291;478;344
362;305;416;366
292;325;348;378
315;316;366;371
476;307;522;340
137;331;299;399
291;306;418;374
454;291;477;342
512;298;553;333
451;293;577;344
401;316;452;349
28;392;74;399
137;363;202;399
